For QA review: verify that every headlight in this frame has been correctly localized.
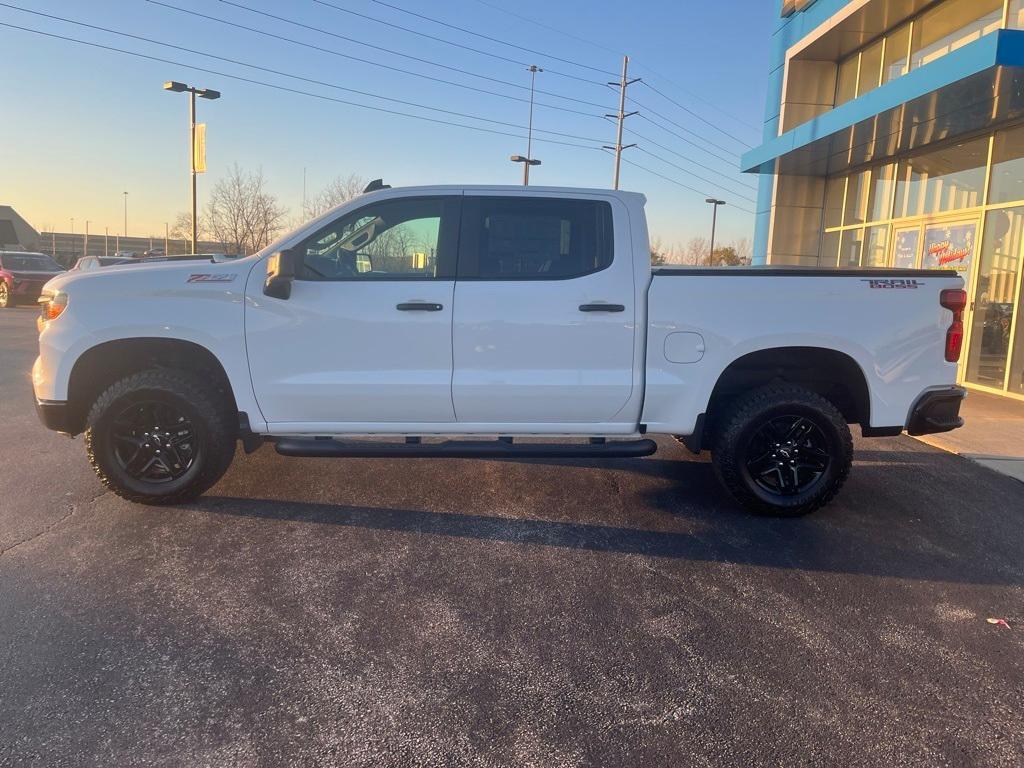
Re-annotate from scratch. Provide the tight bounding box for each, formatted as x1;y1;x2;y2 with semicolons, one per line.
37;291;68;331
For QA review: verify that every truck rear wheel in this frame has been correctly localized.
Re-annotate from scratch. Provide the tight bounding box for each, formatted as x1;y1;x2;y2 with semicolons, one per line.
85;369;236;505
711;383;853;517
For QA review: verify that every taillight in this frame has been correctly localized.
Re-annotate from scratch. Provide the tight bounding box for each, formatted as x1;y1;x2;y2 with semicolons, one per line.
940;288;967;363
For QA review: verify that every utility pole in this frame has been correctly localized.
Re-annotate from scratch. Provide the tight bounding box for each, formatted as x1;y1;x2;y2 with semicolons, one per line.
105;227;109;257
705;198;726;265
605;55;640;190
51;231;56;260
510;65;543;185
165;222;169;255
84;220;91;258
123;191;128;239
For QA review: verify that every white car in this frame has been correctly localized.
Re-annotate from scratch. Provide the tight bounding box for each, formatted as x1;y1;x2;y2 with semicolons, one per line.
32;185;966;515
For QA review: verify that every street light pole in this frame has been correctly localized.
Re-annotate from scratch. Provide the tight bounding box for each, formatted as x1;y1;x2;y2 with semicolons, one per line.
510;65;542;185
84;220;90;258
705;198;726;266
105;227;109;257
123;191;128;239
164;81;220;254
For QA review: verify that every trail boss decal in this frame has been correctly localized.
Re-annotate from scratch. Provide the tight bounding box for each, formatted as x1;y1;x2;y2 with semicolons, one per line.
862;278;924;289
187;273;236;283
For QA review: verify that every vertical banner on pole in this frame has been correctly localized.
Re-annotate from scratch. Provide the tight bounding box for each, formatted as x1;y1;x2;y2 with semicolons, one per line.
193;123;207;174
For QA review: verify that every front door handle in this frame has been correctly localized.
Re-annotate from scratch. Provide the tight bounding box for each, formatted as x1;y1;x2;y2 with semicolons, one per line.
397;302;443;311
579;303;625;312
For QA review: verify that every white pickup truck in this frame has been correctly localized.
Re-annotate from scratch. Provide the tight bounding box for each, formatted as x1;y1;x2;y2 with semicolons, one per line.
33;184;967;516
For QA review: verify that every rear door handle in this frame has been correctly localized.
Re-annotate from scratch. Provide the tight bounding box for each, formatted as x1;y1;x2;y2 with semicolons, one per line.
579;303;625;312
397;302;443;311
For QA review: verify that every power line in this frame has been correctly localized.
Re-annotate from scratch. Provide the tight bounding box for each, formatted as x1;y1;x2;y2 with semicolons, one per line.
364;0;617;77
625;126;758;192
614;152;756;214
629;97;742;159
469;0;624;58
634;147;756;204
467;0;760;136
639;81;752;148
307;0;608;87
147;0;614;113
0;20;605;153
0;2;606;128
633;113;737;166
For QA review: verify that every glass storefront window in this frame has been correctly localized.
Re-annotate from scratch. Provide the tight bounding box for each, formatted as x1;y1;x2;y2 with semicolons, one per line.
839;228;864;267
910;0;1003;72
844;169;870;226
1011;0;1024;31
867;163;895;222
858;39;884;97
864;225;889;266
883;24;911;84
824;176;846;229
922;220;978;291
892;227;921;268
835;55;858;107
820;230;841;266
895;137;988;218
967;208;1023;389
988;125;1024;205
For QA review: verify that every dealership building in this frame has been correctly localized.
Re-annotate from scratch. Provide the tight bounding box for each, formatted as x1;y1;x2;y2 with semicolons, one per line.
743;0;1024;400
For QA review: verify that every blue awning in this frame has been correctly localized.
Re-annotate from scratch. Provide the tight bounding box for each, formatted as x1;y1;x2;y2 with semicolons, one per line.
742;30;1024;177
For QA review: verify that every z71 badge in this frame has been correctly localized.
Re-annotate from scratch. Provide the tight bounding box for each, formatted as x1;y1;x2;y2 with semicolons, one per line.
861;278;923;289
187;273;236;283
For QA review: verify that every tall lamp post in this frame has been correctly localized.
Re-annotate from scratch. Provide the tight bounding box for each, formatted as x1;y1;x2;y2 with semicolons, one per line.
123;191;128;241
705;198;726;266
510;65;542;185
163;81;220;253
84;220;91;259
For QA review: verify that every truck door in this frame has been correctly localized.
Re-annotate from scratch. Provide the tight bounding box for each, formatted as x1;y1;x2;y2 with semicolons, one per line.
451;194;637;426
245;195;462;427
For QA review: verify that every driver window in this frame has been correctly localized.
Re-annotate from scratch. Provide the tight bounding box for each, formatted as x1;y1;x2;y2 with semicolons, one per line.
298;197;450;280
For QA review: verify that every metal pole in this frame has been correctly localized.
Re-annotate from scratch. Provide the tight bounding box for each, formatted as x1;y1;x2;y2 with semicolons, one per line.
165;222;169;255
84;220;90;258
524;65;540;186
51;232;56;259
190;89;198;254
123;192;128;239
709;205;718;266
105;227;109;257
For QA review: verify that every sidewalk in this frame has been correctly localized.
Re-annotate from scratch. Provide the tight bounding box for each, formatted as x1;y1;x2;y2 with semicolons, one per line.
914;388;1024;483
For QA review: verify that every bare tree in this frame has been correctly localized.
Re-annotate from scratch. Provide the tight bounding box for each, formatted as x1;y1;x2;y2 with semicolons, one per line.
205;164;288;255
168;211;211;253
732;236;753;265
684;236;709;266
649;236;669;266
304;173;366;220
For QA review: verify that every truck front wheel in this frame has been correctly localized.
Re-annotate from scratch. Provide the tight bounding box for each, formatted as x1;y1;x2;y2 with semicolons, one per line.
711;383;853;517
85;369;236;505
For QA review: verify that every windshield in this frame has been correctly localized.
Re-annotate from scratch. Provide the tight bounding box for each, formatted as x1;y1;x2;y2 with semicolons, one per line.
2;253;62;271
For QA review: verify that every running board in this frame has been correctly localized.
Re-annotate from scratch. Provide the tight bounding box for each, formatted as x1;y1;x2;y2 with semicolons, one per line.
273;437;658;459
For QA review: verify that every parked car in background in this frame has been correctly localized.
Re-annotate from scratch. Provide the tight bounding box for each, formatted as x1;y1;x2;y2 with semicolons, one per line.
0;251;65;308
71;256;134;271
113;251;138;259
32;185;967;516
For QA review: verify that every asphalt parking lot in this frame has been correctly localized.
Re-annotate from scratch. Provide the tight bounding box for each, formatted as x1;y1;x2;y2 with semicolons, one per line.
1;307;1022;768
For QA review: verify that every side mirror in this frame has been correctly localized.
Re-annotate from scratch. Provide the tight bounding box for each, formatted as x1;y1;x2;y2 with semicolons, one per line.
264;247;297;299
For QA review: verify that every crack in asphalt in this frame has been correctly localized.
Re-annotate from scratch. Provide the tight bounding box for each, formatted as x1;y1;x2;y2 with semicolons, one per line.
0;488;109;559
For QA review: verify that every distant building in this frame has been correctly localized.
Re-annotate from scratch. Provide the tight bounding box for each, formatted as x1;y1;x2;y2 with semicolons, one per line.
744;0;1024;400
0;206;41;250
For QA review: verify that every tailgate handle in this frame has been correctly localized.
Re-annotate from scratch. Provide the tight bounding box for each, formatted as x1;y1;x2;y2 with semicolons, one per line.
579;303;625;312
397;302;443;311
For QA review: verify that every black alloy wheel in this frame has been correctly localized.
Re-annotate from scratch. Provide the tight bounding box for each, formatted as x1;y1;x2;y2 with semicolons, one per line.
110;400;198;482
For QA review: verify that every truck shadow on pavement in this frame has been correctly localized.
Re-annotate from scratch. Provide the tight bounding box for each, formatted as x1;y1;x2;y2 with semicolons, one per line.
198;446;1023;586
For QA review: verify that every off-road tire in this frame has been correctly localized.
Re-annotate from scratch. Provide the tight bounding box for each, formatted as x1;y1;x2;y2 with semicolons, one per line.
711;383;853;517
0;282;11;308
85;369;236;505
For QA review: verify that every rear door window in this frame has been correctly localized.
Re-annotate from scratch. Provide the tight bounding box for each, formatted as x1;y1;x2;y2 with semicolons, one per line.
458;197;614;279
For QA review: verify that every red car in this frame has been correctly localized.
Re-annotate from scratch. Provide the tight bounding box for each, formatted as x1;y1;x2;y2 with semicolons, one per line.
0;251;65;308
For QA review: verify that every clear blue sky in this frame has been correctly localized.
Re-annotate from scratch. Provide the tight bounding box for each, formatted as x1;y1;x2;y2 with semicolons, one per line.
1;0;773;248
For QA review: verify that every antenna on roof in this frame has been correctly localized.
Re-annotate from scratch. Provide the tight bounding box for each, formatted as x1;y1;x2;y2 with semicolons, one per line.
362;179;391;194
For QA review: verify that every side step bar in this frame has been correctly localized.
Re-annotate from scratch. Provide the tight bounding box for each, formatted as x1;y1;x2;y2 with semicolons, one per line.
274;437;658;459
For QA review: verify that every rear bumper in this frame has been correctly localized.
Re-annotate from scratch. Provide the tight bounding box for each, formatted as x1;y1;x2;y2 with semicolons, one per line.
906;387;967;436
35;398;76;435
